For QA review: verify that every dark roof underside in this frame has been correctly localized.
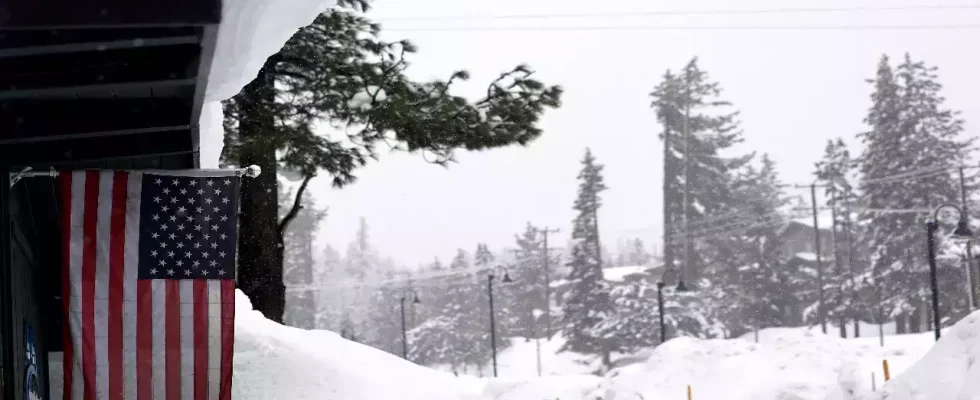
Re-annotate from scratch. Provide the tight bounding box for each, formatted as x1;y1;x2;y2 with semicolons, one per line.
0;0;222;169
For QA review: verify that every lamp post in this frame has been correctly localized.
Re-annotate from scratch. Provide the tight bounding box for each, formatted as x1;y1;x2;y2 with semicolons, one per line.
926;204;974;341
400;288;421;360
488;266;513;377
657;268;689;344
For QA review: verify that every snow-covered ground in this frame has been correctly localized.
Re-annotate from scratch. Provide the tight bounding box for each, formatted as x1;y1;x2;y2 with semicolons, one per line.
46;286;974;400
868;310;980;400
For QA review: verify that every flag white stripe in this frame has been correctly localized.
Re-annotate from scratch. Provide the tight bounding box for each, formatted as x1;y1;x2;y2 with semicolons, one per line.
69;171;86;400
207;281;221;400
180;281;195;400
95;171;113;400
123;174;142;400
151;280;167;400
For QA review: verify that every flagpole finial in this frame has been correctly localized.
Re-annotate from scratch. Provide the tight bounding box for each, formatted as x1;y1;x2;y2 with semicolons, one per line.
244;165;261;178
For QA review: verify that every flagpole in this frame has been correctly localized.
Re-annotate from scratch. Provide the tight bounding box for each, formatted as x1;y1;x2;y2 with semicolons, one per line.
9;165;261;186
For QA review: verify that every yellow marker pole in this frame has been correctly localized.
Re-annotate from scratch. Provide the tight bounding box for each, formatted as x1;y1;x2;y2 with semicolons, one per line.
883;359;891;382
687;385;692;400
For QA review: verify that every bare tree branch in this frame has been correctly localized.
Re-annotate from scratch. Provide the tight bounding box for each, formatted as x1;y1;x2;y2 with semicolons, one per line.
278;174;314;239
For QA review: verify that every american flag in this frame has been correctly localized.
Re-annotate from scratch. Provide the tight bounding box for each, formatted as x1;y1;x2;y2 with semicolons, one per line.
61;170;241;400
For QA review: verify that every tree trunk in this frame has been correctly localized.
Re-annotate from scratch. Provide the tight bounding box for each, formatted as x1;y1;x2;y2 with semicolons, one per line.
895;314;907;334
236;58;286;323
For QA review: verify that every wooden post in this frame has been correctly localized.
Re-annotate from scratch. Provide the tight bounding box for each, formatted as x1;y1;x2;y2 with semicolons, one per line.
687;385;692;400
883;359;891;381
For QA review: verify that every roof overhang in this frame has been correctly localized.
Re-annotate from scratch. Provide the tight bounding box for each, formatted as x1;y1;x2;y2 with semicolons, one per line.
0;0;222;169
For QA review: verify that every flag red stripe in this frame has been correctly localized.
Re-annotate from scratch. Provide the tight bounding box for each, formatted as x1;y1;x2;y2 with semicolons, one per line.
108;172;128;400
82;171;100;400
61;172;74;400
219;280;235;400
136;280;152;400
166;280;181;400
193;280;208;400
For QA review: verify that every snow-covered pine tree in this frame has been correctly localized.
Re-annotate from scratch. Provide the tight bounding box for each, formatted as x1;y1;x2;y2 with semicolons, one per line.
314;244;345;331
504;223;546;338
344;217;378;341
814;138;864;335
281;185;326;329
364;268;406;356
703;155;792;335
630;238;650;266
650;57;753;284
560;148;615;370
858;54;974;331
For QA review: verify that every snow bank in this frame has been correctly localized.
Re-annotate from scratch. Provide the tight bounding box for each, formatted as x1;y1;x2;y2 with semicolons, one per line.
198;0;339;167
871;310;980;400
599;327;935;400
49;290;481;400
482;376;603;400
231;290;481;399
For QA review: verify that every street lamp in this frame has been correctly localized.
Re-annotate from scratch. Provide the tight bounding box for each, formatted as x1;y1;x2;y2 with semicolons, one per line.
926;204;974;341
400;288;421;360
657;267;689;344
488;265;513;377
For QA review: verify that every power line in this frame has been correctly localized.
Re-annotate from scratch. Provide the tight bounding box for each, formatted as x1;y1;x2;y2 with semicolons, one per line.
383;24;980;33
376;4;980;21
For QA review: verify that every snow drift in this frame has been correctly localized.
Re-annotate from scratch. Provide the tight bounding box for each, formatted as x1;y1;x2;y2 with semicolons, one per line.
230;290;480;400
871;310;980;400
597;328;935;400
49;290;479;400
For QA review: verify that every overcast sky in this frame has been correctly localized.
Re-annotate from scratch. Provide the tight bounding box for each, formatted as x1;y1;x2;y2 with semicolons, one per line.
306;0;980;267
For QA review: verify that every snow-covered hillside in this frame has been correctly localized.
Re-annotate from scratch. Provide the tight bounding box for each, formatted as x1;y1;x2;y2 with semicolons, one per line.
870;310;980;400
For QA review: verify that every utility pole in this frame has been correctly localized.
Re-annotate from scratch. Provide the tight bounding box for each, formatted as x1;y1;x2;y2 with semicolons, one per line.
960;167;977;310
680;67;691;288
594;208;603;269
662;105;675;282
536;226;561;338
830;185;845;338
811;183;828;334
842;184;859;337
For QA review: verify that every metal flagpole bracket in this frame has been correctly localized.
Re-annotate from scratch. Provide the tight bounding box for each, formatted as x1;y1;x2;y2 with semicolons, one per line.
8;167;58;188
9;165;260;187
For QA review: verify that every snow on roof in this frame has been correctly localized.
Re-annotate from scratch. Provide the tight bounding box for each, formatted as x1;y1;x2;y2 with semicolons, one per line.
198;0;339;167
793;252;817;262
790;212;835;231
603;265;648;282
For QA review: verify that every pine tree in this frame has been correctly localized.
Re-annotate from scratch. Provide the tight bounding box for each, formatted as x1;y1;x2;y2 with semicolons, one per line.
650;57;752;284
365;270;404;355
314;244;345;331
706;155;793;334
221;5;563;321
630;238;650;265
505;223;546;338
814;138;864;334
560;148;615;370
343;217;377;341
857;54;974;330
281;186;326;329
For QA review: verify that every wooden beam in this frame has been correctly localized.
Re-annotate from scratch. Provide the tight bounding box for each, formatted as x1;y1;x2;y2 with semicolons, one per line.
1;0;221;29
0;127;195;166
0;98;193;140
0;44;200;93
0;35;199;58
